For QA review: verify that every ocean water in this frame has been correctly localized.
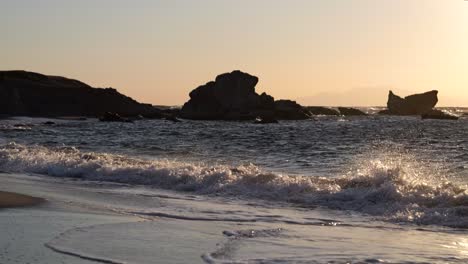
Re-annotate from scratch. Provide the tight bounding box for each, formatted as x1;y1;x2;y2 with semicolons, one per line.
1;108;468;263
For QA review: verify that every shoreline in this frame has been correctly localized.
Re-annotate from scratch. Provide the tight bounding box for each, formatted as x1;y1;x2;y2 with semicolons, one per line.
0;173;232;263
0;190;45;208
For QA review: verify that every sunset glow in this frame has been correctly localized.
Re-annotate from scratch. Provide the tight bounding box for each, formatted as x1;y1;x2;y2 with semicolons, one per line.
2;0;468;106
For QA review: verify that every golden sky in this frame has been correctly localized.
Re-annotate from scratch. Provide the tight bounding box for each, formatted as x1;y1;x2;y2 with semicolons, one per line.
2;0;468;106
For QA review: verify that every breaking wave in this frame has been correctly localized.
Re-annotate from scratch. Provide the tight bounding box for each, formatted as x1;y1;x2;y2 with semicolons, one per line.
0;142;467;227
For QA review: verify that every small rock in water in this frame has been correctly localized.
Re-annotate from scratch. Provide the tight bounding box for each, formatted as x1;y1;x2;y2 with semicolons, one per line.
338;107;367;116
377;109;391;115
306;106;340;116
164;115;181;122
99;112;133;123
422;109;459;120
254;116;278;124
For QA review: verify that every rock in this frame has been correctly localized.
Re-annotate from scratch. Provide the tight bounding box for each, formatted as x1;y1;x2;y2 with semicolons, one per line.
151;106;180;119
181;70;260;120
338;107;367;116
99;112;132;122
387;90;438;115
377;109;392;115
422;109;459;120
273;100;310;120
180;70;309;120
142;111;164;119
254;116;278;124
306;106;340;116
164;115;181;122
257;92;276;110
56;116;87;121
0;71;160;118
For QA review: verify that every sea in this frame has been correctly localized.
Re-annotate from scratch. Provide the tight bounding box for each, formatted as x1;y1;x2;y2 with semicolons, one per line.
1;107;468;264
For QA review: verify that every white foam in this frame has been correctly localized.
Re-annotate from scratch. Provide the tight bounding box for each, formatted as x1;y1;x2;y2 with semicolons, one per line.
0;142;467;227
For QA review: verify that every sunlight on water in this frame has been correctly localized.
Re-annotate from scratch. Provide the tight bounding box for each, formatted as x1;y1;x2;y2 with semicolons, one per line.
443;238;468;257
1;115;468;263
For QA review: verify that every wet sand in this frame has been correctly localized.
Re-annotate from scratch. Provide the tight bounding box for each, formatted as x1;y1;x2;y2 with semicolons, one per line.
0;173;237;264
0;191;45;208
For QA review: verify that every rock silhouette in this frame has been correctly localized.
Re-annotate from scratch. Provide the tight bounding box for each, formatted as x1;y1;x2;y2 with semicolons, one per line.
273;100;310;120
0;71;160;118
422;109;459;120
99;112;133;122
306;107;340;116
254;116;278;124
180;70;310;120
338;107;367;116
386;90;438;115
180;71;260;120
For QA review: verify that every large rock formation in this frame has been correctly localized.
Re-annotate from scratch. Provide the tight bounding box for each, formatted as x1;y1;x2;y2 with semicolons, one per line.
0;71;161;117
386;90;438;115
180;70;310;120
180;71;260;120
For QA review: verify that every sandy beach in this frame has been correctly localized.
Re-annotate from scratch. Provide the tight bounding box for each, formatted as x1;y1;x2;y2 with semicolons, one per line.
0;173;228;264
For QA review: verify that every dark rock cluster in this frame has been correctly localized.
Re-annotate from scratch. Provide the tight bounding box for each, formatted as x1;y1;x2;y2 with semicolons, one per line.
306;107;340;116
180;70;310;120
386;90;438;115
422;109;459;120
0;71;161;118
380;90;458;120
1;69;457;123
337;107;367;116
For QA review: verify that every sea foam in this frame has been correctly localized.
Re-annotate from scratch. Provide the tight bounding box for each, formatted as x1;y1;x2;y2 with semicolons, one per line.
0;142;467;227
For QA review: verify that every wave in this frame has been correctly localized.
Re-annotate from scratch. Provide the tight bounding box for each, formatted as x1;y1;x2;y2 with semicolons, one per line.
0;142;467;228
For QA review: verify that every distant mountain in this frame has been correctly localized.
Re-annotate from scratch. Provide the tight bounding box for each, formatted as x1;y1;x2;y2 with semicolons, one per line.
297;86;467;107
0;71;158;117
297;87;412;107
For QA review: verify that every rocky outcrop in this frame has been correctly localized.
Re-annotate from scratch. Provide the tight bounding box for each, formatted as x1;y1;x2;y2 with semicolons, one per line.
180;71;260;120
273;100;310;120
180;70;310;120
0;71;161;118
386;90;438;115
306;106;340;116
338;107;367;116
422;109;459;120
377;109;391;115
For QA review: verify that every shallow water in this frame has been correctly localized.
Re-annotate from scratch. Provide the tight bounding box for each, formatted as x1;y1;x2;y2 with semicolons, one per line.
3;172;468;264
1;109;468;263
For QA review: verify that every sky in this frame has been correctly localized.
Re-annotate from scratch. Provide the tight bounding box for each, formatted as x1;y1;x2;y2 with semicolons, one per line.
1;0;468;106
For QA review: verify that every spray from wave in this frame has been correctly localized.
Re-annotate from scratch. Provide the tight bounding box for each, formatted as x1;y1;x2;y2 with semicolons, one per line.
0;142;467;227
